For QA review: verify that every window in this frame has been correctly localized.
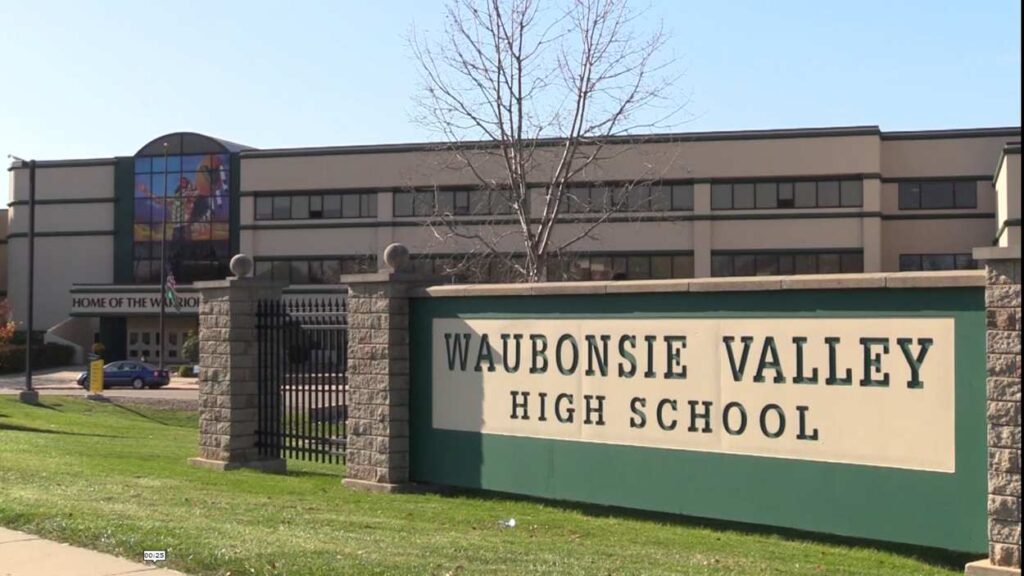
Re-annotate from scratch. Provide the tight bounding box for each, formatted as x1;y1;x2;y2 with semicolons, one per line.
254;192;377;220
755;183;776;209
898;181;977;210
256;197;273;220
899;253;977;271
133;149;231;284
272;196;291;219
840;180;863;207
711;251;864;277
551;253;695;281
292;195;309;219
712;179;864;210
254;256;377;284
817;181;840;208
733;183;755;209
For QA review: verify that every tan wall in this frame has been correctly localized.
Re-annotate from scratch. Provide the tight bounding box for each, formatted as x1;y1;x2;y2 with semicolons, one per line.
881;136;1009;178
881;219;994;271
711;217;864;251
6;235;115;329
241;134;883;192
8;164;115;203
995;152;1020;247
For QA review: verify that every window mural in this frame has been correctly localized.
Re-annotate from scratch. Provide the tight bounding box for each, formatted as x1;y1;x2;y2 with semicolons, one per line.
133;153;231;283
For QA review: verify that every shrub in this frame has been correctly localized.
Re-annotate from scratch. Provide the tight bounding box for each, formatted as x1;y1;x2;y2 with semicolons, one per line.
0;299;15;345
181;331;199;364
177;365;194;377
0;341;77;374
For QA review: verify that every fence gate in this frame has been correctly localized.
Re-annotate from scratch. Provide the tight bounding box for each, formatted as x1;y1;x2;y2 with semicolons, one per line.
256;295;348;464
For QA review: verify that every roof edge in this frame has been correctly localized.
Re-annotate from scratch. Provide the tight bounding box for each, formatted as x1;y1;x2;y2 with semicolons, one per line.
241;125;883;158
881;126;1021;141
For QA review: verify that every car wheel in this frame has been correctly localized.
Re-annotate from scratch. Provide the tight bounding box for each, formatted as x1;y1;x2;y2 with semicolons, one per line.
132;378;145;390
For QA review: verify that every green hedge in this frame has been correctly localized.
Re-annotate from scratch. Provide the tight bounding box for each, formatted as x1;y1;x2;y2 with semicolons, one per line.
0;342;77;374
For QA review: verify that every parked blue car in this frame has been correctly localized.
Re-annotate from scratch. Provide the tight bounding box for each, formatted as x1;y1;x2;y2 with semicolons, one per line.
77;361;171;390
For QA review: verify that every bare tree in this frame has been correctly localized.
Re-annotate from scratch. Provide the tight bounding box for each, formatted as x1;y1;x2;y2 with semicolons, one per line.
410;0;683;282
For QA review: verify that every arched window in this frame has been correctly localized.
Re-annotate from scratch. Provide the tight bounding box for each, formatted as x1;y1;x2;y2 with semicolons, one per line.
132;133;247;284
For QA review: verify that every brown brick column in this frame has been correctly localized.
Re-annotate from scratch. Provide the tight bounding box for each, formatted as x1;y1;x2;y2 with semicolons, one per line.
188;256;285;472
968;247;1021;576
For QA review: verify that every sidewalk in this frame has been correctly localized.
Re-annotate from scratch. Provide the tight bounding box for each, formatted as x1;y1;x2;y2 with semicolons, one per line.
0;527;187;576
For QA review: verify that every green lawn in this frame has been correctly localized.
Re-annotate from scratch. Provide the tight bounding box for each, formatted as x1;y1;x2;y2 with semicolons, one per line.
0;397;969;575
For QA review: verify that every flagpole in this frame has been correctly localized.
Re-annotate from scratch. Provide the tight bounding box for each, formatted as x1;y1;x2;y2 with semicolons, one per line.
158;142;168;372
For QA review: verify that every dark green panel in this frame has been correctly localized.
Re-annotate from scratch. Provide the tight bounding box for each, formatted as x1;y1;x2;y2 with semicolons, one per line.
113;157;135;284
98;317;126;362
409;288;987;553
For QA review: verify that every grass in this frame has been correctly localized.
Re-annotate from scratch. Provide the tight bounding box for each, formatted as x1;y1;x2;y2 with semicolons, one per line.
0;396;970;576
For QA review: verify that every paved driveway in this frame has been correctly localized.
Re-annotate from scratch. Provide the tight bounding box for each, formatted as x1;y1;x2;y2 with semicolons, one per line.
0;367;198;401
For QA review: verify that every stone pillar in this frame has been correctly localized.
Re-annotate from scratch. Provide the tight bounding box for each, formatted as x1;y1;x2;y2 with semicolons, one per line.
188;254;286;473
968;246;1022;576
342;243;425;492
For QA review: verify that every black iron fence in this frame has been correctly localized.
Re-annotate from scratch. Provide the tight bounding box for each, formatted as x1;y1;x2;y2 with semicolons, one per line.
256;295;348;464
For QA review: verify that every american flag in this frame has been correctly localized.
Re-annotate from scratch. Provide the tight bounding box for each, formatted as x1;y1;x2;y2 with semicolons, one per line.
166;271;180;310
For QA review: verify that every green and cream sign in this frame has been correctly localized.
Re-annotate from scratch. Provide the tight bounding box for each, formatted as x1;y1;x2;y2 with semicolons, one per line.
432;318;954;472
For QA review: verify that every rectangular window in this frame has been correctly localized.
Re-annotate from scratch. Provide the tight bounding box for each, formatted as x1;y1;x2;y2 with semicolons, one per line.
341;194;360;217
672;255;695;278
711;255;732;277
818;253;841;274
954;181;977;208
670;185;693;211
309;195;324;219
778;183;795;208
635;186;656;211
272;196;291;219
291;195;310;220
900;180;976;210
817;181;840;208
362;193;377;217
920;181;954;209
710;179;863;210
651;255;675;280
324;195;342;218
840;180;863;207
755;182;777;209
794;181;817;208
733;183;755;209
898;183;921;209
711;184;732;210
712;251;862;277
256;196;273;220
414;191;434;216
394;192;413;216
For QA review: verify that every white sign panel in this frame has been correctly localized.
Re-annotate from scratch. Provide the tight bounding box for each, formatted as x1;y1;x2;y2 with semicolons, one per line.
432;317;955;472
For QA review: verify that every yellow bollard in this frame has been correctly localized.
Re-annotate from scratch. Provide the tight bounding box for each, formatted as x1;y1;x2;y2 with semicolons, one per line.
88;358;105;398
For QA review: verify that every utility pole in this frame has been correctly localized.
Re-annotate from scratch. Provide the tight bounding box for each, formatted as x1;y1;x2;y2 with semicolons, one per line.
20;158;39;404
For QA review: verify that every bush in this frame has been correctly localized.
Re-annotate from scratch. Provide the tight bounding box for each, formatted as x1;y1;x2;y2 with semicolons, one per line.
0;341;77;374
176;365;194;377
181;332;199;364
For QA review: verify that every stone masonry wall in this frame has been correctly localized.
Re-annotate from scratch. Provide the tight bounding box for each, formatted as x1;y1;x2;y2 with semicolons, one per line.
344;281;411;487
195;280;279;467
986;259;1022;569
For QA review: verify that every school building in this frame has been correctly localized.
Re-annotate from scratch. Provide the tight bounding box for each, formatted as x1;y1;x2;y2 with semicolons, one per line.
2;125;1020;362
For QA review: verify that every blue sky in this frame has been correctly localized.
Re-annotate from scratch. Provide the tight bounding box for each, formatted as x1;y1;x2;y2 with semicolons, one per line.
1;0;1020;200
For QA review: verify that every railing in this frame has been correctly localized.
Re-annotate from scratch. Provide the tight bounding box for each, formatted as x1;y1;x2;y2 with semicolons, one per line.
256;296;348;464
